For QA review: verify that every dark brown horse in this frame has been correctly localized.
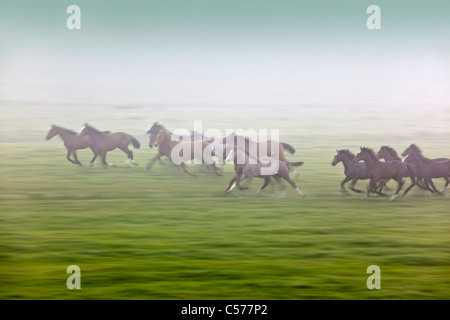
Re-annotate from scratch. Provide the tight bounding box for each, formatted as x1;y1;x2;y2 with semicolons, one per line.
224;146;304;196
332;149;369;194
79;123;140;167
354;147;407;201
376;146;422;196
151;129;222;177
401;144;450;195
46;125;98;166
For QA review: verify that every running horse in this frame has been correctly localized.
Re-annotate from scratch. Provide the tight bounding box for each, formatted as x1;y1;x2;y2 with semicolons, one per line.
331;149;369;194
354;147;408;201
79;123;140;167
150;129;222;177
46;124;99;166
375;145;422;197
401;144;450;195
223;146;304;196
219;132;296;166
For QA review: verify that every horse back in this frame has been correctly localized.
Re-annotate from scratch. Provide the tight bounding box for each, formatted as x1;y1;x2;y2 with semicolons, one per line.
71;134;92;149
381;160;407;178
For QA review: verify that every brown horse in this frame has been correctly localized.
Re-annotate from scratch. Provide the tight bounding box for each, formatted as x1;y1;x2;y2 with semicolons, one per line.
150;129;222;177
401;144;450;195
147;122;175;148
354;147;407;201
224;146;304;196
376;146;422;196
220;132;296;165
46;125;99;166
332;149;370;194
79;123;140;167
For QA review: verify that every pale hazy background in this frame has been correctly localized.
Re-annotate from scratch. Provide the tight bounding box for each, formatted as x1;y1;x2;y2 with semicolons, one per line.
0;0;449;143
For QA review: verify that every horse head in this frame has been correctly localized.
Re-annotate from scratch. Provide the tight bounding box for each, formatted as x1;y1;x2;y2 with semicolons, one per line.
354;147;366;162
376;146;388;160
147;123;166;148
153;129;167;148
46;124;58;140
331;149;340;166
402;144;420;157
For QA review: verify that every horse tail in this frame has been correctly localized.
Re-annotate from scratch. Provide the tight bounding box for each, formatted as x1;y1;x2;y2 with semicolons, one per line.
286;161;304;168
131;136;141;149
281;142;295;154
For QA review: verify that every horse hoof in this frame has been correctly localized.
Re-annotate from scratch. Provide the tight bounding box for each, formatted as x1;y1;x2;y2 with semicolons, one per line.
390;194;399;201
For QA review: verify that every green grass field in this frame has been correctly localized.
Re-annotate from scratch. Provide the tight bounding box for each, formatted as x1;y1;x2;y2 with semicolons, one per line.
0;104;449;299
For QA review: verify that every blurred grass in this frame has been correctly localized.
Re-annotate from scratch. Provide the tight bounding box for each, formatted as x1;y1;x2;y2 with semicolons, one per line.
0;136;449;299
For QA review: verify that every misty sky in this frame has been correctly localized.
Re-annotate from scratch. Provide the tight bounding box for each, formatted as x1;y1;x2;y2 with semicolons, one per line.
1;0;449;106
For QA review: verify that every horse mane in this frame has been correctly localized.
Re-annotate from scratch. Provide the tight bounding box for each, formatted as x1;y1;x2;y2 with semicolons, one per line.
361;147;378;161
84;124;101;133
338;149;355;159
52;125;78;135
83;124;109;137
147;122;167;134
409;144;422;154
380;146;399;159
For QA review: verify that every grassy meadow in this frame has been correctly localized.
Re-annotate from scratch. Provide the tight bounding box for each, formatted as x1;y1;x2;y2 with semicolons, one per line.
0;103;449;299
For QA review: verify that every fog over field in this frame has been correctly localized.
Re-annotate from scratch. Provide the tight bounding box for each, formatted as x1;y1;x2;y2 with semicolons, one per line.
1;1;449;108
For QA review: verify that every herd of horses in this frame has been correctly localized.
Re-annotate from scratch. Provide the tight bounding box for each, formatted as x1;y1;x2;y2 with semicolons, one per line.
46;123;450;200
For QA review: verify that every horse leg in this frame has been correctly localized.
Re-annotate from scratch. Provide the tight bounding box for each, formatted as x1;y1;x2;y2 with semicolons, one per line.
225;175;239;193
100;153;108;168
66;150;78;165
237;176;253;190
225;173;246;194
390;179;404;201
427;178;442;196
123;147;138;166
440;177;449;193
101;153;115;168
402;176;417;197
273;175;286;193
415;176;435;193
144;154;161;172
379;179;391;192
350;178;364;193
416;177;431;191
365;179;378;199
180;163;196;177
372;179;388;197
211;163;222;176
256;177;271;196
281;174;304;197
89;153;98;167
340;176;351;194
72;150;83;166
130;151;138;166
